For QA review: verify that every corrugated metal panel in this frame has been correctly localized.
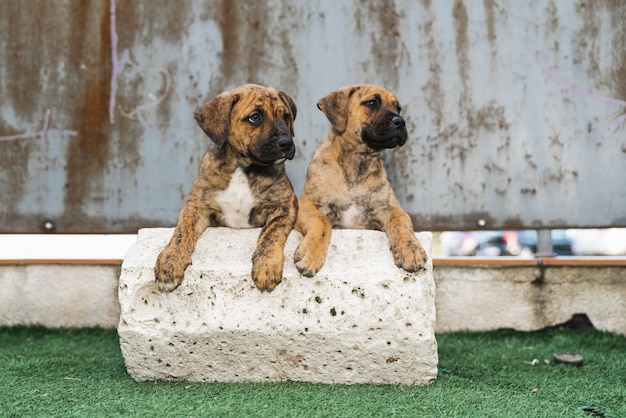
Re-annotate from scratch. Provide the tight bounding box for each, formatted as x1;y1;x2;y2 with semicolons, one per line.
1;0;625;233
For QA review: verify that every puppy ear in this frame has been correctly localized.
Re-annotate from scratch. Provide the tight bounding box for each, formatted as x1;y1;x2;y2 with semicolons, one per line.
279;91;297;120
279;91;298;136
194;92;239;146
317;86;360;134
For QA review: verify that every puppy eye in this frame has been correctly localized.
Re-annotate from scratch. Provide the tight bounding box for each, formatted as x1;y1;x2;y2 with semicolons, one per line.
364;99;379;110
283;113;291;123
247;113;262;125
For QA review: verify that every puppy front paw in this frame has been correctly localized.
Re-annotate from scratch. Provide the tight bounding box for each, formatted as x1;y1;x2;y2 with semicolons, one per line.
251;251;284;291
154;248;191;291
293;239;326;277
391;239;428;273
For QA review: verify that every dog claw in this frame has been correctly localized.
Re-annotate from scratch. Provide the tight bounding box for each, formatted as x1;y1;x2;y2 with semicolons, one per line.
400;263;426;273
295;256;322;277
253;275;281;291
391;241;428;274
156;278;181;292
295;264;315;278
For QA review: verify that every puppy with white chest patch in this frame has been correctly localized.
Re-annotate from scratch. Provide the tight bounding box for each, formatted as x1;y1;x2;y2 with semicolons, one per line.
294;84;428;277
155;84;298;291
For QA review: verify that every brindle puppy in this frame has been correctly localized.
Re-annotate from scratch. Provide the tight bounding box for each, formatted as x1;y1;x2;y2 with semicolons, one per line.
155;84;298;291
294;84;427;277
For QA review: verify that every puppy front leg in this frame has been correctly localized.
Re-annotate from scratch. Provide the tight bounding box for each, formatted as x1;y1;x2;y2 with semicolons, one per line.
293;196;332;277
251;202;297;291
384;208;427;273
155;200;210;291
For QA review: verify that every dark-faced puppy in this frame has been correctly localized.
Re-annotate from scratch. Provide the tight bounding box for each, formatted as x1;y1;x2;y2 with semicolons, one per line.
155;84;298;291
294;84;427;276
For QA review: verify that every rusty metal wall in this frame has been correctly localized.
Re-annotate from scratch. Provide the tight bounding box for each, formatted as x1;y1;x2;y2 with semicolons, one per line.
1;0;625;233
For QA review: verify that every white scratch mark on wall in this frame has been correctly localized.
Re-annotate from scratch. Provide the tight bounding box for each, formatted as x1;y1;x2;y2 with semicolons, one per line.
523;37;626;137
109;0;119;124
108;0;172;127
0;109;78;168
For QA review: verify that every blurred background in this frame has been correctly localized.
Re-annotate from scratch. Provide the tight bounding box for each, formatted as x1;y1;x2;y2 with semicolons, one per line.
436;228;626;257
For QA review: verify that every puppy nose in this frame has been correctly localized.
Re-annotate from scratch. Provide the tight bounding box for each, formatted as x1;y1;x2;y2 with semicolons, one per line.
277;136;294;151
391;116;405;128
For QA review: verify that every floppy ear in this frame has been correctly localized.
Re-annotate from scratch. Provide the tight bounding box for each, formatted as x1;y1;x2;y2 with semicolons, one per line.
316;86;360;134
193;91;240;146
279;91;297;136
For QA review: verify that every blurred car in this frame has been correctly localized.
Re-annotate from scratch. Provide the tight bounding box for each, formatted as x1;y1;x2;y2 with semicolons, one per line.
440;230;573;257
567;228;626;256
440;231;499;256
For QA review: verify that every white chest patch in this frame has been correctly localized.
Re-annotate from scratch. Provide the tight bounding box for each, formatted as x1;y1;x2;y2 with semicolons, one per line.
216;167;256;228
341;204;362;229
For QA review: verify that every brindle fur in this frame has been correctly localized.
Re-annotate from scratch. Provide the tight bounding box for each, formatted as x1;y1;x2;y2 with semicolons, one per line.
155;84;298;291
294;84;427;277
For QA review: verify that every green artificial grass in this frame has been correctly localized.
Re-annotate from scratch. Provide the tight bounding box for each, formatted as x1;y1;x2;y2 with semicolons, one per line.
1;326;624;417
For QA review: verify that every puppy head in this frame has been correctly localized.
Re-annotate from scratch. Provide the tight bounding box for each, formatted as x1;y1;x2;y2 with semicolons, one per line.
194;84;297;165
317;84;407;150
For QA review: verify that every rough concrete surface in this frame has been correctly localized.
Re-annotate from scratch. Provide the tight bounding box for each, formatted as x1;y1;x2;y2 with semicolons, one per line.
0;265;120;327
117;228;438;385
435;265;626;333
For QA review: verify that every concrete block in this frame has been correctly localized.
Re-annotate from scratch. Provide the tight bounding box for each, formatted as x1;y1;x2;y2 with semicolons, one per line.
541;266;626;332
434;264;626;333
435;265;543;332
118;228;438;385
0;264;120;328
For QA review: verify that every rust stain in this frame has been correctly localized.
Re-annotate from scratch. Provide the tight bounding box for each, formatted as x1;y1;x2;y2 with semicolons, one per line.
483;0;504;65
0;139;31;217
420;1;444;128
604;1;626;134
113;1;182;125
575;1;626;137
483;0;497;44
210;1;299;98
452;0;471;103
411;213;548;232
466;104;510;132
216;0;246;86
545;1;559;34
356;0;404;92
62;0;112;227
574;1;601;74
411;212;496;231
117;0;189;45
0;1;47;117
426;104;509;163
